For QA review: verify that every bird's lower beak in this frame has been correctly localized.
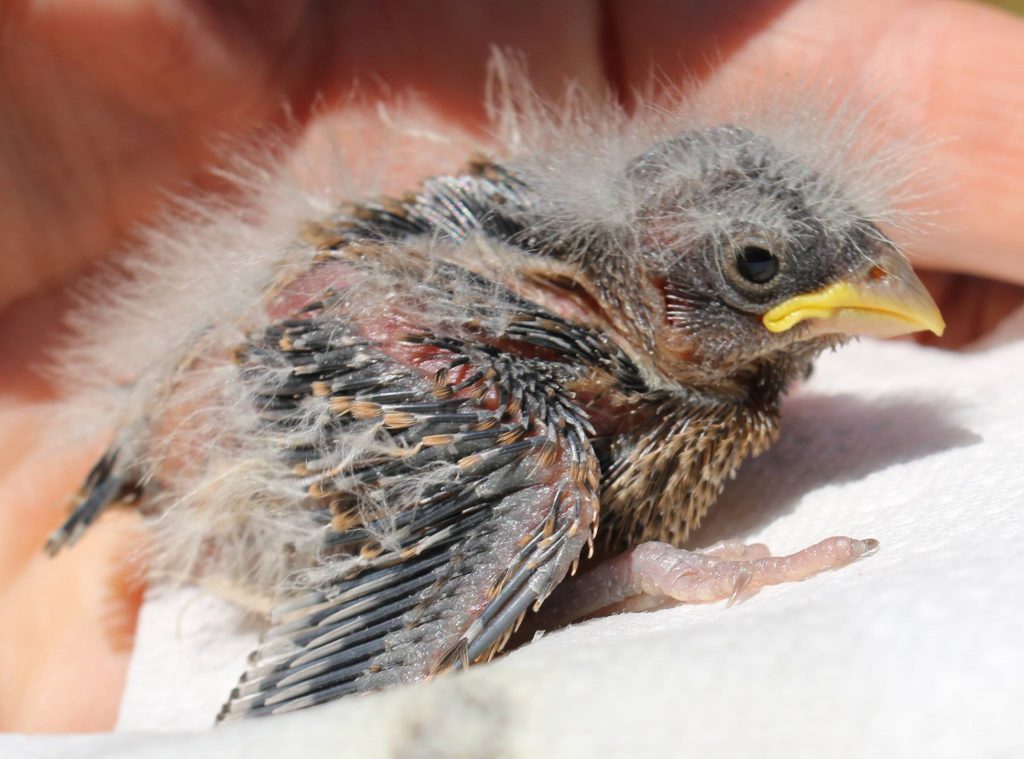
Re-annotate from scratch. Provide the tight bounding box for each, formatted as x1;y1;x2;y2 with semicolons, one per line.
762;254;945;339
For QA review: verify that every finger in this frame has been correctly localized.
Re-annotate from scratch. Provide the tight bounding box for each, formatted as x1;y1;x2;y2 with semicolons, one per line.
0;512;144;732
914;271;1024;347
0;0;317;311
0;0;608;311
305;0;607;119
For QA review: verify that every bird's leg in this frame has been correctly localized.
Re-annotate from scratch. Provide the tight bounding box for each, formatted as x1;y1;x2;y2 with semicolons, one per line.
535;536;877;628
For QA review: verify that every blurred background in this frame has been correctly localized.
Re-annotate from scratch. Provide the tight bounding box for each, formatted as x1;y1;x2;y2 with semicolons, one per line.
988;0;1024;12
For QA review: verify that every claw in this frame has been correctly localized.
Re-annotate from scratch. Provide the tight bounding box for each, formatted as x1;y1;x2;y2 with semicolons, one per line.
854;538;880;559
726;565;753;608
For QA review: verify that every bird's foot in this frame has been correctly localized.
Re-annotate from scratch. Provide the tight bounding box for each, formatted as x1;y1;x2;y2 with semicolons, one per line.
621;536;878;609
536;536;877;626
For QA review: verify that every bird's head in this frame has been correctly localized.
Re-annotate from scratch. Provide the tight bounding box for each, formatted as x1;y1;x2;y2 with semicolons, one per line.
563;124;945;392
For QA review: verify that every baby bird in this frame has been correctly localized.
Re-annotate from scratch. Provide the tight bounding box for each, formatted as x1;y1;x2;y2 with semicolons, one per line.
44;83;943;722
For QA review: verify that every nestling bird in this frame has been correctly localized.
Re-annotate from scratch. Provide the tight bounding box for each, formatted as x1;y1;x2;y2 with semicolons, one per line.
44;72;944;722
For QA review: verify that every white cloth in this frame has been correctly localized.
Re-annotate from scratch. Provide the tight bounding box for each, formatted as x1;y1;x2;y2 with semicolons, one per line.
6;322;1024;757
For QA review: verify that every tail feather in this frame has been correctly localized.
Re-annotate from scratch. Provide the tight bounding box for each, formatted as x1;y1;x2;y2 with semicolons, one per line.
45;448;138;556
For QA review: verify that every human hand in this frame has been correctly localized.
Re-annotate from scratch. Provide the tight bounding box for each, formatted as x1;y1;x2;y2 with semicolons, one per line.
1;0;1021;732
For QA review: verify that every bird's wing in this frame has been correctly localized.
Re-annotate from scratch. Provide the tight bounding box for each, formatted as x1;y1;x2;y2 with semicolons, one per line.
218;297;601;721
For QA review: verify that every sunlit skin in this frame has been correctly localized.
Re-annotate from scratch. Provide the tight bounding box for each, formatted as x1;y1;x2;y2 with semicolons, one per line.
1;0;1022;732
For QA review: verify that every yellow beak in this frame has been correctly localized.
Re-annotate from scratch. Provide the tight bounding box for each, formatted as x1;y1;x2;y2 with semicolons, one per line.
762;255;945;339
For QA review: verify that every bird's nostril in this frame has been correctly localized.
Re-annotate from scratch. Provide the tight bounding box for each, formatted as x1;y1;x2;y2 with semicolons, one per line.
869;265;888;281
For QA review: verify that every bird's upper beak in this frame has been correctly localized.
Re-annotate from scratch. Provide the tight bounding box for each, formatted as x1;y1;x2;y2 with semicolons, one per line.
762;251;945;339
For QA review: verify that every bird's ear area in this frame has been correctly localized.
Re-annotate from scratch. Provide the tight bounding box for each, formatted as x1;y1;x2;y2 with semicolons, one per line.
516;264;625;334
625;128;752;221
625;125;754;184
762;250;944;339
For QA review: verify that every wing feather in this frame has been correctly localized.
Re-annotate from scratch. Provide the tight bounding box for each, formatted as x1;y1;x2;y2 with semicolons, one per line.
218;303;600;721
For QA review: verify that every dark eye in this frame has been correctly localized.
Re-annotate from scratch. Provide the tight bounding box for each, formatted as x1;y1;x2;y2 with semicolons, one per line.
735;245;779;284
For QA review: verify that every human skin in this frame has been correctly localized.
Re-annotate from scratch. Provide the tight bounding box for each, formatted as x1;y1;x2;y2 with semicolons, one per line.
1;0;1022;733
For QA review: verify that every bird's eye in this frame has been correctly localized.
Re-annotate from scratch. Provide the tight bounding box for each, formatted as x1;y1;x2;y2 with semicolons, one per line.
735;245;779;284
